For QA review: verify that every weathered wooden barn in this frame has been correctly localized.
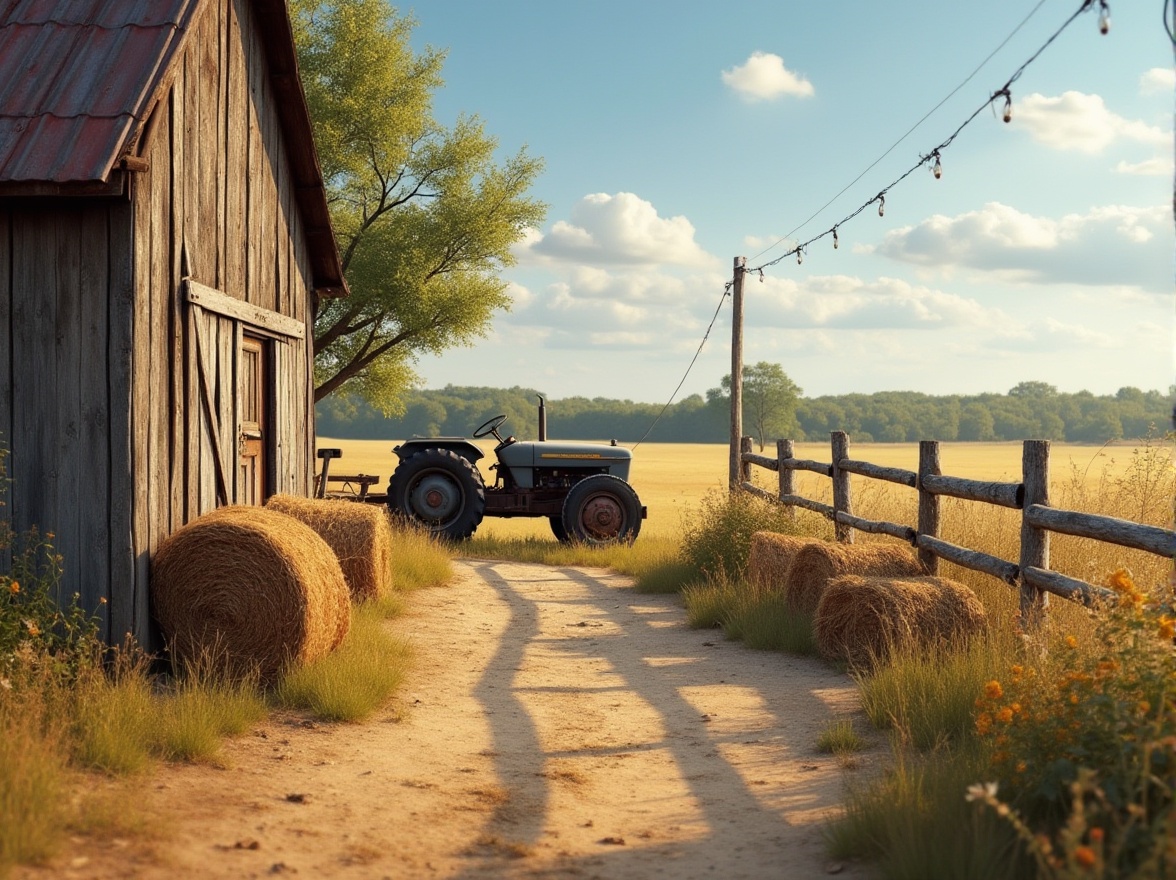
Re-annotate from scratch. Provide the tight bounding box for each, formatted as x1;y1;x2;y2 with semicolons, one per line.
0;0;346;647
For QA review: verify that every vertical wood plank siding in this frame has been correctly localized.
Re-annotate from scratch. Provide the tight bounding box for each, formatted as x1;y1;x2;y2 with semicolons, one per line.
2;0;319;646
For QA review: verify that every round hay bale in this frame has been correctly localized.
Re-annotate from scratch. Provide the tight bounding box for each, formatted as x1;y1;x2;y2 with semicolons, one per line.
265;494;392;602
747;531;817;591
813;575;988;668
785;542;923;616
151;505;351;681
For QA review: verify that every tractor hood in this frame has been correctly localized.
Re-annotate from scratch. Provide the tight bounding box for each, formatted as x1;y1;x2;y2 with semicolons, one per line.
496;441;632;485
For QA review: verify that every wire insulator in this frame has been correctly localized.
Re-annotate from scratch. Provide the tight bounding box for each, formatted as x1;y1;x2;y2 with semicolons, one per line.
932;152;943;179
833;227;840;249
796;247;803;265
1003;92;1013;123
877;193;886;217
1098;0;1110;33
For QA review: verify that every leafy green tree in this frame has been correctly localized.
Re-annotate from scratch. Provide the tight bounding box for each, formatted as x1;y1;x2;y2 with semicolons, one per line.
293;0;546;410
708;362;803;450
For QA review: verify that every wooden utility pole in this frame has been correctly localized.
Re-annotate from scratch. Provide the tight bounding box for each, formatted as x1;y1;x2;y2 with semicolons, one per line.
728;257;746;489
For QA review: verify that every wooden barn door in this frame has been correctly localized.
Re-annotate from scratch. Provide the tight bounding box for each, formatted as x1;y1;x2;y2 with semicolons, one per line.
238;335;266;505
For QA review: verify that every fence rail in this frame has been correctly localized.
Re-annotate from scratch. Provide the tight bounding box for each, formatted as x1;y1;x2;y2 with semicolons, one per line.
737;433;1173;624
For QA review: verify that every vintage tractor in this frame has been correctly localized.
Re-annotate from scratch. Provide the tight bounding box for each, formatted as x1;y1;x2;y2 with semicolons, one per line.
385;396;645;543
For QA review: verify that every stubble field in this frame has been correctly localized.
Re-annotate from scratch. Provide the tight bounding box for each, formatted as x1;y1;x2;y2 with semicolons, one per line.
315;436;1168;544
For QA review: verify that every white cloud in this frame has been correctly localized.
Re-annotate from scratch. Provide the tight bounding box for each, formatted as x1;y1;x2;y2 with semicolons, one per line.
521;193;717;269
1014;91;1169;153
873;202;1170;291
1115;157;1174;177
748;273;1011;331
721;51;814;101
1141;67;1176;94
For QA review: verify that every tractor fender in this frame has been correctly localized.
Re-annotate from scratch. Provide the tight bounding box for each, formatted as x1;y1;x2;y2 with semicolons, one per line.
393;437;485;465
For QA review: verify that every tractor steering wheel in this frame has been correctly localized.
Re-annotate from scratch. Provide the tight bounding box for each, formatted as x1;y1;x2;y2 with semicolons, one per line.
472;414;508;441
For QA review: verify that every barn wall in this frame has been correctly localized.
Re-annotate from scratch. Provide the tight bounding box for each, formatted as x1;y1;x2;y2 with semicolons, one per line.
0;200;135;643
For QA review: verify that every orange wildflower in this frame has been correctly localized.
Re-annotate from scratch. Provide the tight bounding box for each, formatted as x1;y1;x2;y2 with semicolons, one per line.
7;580;18;595
1064;635;1078;649
1089;827;1104;843
997;707;1014;724
1074;846;1097;868
984;680;1003;700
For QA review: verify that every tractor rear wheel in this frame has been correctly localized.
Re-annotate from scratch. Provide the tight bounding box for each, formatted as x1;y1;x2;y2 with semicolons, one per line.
387;448;485;540
561;475;642;545
549;515;570;544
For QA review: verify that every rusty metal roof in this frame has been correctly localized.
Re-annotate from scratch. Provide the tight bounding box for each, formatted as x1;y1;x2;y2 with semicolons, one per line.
0;0;195;184
0;0;346;294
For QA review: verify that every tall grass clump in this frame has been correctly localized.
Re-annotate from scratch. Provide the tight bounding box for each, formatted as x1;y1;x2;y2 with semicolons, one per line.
368;520;454;619
274;604;411;722
682;573;816;654
680;488;814;580
857;631;1014;751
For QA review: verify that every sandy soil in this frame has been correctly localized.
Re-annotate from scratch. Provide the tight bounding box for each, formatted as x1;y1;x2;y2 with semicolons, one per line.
25;559;884;879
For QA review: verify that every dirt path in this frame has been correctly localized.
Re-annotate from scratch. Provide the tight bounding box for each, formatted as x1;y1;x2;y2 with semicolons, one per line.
28;560;884;879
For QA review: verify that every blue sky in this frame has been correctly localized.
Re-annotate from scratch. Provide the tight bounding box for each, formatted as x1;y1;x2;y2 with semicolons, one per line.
405;1;1172;404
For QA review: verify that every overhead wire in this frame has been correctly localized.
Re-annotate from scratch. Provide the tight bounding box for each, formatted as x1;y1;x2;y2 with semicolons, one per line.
747;0;1053;265
751;0;1104;274
634;0;1108;446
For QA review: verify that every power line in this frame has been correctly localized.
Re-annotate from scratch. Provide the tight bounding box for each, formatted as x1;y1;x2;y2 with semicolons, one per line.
634;0;1110;446
747;0;1053;264
631;280;732;449
750;0;1106;275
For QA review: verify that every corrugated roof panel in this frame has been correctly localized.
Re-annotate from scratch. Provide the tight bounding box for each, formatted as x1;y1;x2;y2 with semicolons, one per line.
0;0;191;183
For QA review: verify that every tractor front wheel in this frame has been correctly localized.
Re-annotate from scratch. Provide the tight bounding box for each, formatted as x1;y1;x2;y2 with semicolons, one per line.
387;448;486;540
561;475;642;545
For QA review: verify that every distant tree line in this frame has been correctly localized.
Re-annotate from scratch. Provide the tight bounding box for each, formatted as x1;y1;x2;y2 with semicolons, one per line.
315;380;1172;445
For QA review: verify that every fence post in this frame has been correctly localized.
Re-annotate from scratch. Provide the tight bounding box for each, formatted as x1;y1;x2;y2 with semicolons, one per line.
917;440;941;574
1019;440;1051;631
831;431;854;543
778;439;795;519
738;436;752;486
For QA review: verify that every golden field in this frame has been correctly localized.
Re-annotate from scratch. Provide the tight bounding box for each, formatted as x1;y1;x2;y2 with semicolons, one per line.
315;436;1172;544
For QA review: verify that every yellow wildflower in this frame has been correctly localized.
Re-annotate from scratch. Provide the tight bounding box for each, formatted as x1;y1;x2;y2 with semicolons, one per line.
1138;701;1151;715
984;680;1004;700
1107;568;1135;592
1064;635;1078;649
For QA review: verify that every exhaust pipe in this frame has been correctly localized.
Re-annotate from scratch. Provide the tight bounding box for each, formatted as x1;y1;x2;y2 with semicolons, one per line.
537;394;547;441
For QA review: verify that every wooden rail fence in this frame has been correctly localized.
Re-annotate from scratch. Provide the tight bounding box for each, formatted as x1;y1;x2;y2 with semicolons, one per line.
736;432;1176;629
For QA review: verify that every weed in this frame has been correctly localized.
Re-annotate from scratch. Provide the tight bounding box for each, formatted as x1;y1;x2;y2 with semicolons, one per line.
274;604;411;722
816;718;865;755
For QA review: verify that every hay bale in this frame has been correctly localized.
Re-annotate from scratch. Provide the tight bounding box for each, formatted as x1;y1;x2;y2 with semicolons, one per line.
814;575;988;667
151;505;351;681
265;494;392;602
747;531;818;590
785;542;923;616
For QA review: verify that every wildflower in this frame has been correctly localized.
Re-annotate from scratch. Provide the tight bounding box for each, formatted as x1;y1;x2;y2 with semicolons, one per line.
1159;615;1175;640
1010;664;1023;677
7;580;18;595
1137;701;1151;715
1107;568;1135;592
997;707;1014;724
1064;634;1078;648
1074;846;1097;868
975;712;993;736
1015;760;1027;774
1089;828;1104;843
23;619;40;637
984;680;1004;700
1010;702;1022;714
99;596;107;605
965;781;999;803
